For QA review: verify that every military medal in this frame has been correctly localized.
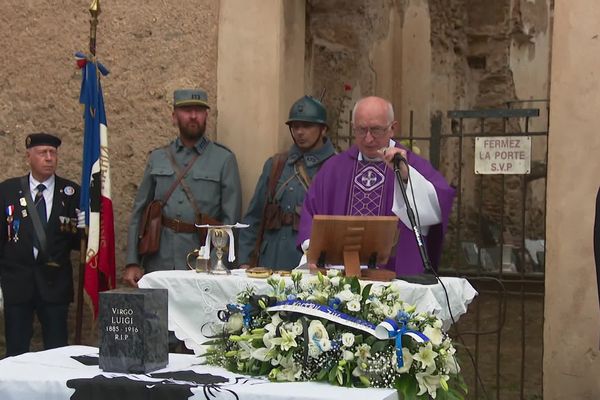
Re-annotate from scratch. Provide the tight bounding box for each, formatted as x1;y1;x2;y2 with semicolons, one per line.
70;217;78;233
6;205;14;240
12;219;20;242
19;197;27;207
22;209;28;218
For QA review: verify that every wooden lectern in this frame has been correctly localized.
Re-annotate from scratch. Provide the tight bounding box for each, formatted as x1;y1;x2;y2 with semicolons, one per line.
307;215;399;281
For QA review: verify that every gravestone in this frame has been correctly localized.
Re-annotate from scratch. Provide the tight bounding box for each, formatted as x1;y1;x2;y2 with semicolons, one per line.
99;288;168;373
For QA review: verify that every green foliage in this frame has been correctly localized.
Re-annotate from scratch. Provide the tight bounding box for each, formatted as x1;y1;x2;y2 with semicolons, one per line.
205;271;465;399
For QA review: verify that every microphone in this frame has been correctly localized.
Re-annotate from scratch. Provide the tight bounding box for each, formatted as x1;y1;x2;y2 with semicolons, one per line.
392;152;406;166
378;147;407;165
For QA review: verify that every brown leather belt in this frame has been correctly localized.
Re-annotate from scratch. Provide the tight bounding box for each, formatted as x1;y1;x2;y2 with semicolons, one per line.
162;216;198;233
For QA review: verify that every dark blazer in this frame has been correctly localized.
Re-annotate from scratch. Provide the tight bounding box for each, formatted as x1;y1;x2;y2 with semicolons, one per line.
0;174;80;304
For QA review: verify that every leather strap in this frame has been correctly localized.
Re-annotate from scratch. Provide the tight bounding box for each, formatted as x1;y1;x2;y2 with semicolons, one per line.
295;161;312;192
267;152;288;202
250;152;288;267
165;148;203;221
161;216;198;233
161;147;200;205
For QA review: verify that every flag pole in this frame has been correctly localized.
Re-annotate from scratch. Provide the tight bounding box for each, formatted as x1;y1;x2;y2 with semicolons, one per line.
75;0;101;345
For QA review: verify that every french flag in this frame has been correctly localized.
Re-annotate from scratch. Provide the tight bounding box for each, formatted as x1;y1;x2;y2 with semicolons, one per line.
77;52;116;318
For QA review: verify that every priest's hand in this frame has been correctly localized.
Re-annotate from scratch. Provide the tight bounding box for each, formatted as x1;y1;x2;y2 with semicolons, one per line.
379;147;409;182
123;264;144;288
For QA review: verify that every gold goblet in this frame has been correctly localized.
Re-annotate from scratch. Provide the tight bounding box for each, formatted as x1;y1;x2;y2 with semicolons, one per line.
186;248;209;273
209;228;230;275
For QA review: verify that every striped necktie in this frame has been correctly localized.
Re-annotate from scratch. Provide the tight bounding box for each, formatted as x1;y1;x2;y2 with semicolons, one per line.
35;183;47;228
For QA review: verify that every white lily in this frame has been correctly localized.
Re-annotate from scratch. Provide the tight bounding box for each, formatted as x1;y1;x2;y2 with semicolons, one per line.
413;342;438;370
415;366;442;399
270;327;298;351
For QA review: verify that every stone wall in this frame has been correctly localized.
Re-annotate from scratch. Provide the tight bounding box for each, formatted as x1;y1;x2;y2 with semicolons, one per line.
0;0;219;272
305;0;552;251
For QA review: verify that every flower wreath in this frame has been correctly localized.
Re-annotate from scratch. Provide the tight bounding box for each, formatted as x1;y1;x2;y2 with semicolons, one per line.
205;271;467;399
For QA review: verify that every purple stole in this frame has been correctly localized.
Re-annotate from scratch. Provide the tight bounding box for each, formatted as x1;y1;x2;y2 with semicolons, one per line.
347;160;390;216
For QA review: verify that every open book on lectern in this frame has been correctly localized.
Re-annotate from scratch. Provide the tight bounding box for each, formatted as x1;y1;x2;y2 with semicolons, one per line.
307;215;399;281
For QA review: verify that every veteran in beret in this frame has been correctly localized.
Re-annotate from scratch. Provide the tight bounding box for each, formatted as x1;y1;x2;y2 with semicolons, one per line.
0;132;82;356
123;89;242;286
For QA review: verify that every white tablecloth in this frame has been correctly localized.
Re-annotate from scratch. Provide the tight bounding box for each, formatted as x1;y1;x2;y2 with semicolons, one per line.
138;270;477;354
0;345;398;400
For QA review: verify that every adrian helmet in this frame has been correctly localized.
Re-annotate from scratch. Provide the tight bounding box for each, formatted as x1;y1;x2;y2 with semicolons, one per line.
286;95;327;126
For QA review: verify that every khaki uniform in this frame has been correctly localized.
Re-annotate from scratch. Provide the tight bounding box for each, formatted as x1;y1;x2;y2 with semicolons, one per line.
125;136;241;272
238;139;335;270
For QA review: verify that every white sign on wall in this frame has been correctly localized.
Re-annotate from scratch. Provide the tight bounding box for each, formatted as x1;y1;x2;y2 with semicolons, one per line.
475;136;531;175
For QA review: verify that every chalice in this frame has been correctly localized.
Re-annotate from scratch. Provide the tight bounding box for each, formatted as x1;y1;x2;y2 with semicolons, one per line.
209;228;230;275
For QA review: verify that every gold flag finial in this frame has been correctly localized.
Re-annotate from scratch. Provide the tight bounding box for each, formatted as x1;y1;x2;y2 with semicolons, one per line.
89;0;101;17
88;0;101;56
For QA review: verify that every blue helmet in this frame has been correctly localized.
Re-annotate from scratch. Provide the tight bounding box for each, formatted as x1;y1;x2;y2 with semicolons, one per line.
286;96;327;126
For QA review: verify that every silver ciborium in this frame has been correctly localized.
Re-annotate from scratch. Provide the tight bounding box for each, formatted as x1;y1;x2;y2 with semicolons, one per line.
209;228;230;275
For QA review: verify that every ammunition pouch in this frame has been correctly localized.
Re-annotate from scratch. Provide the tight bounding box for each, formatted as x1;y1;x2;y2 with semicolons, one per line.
263;202;300;231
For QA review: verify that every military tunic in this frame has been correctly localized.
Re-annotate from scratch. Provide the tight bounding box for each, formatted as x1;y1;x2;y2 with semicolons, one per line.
238;138;335;270
126;136;242;272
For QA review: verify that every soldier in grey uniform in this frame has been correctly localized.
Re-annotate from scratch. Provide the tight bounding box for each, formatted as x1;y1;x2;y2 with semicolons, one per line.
123;89;242;287
238;96;335;270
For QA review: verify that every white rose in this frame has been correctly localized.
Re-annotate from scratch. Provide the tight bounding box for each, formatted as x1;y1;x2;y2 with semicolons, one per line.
343;350;354;361
341;332;355;347
290;321;303;336
330;276;341;287
308;320;330;344
336;289;354;303
225;313;243;333
347;300;361;312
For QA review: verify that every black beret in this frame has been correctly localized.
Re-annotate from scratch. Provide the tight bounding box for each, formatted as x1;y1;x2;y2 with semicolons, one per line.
25;133;62;149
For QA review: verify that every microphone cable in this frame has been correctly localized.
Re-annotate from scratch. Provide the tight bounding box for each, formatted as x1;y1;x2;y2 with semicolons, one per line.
397;156;493;399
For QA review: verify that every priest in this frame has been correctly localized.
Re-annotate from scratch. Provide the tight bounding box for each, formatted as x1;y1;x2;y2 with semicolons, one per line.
297;96;455;275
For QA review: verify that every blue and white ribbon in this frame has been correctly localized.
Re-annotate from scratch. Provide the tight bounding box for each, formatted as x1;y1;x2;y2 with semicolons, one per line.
267;300;378;336
264;300;429;368
374;317;429;368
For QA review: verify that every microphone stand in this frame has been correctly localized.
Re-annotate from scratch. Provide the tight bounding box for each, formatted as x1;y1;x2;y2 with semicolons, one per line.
393;156;438;284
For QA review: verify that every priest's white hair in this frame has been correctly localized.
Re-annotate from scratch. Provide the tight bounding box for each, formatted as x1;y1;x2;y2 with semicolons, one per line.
351;97;395;125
